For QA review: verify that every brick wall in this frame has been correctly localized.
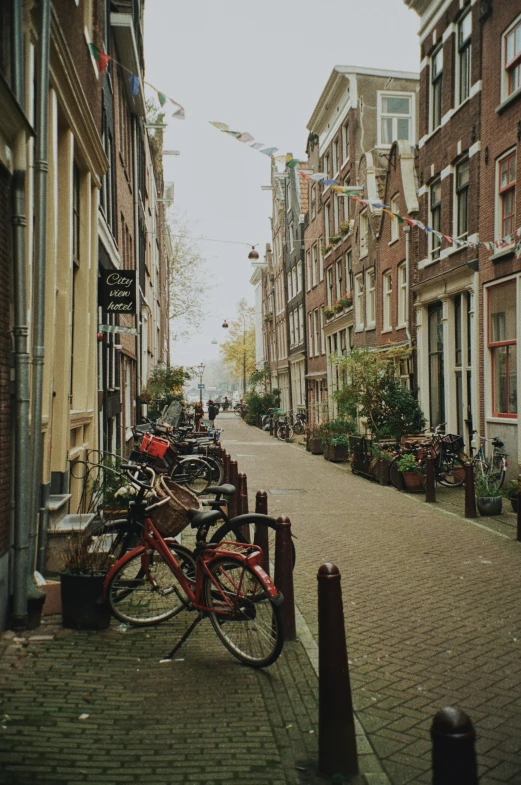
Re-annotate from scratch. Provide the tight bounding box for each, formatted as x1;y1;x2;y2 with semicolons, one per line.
0;167;11;558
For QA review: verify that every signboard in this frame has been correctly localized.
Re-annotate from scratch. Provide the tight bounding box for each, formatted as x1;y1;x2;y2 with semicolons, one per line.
198;384;205;389
100;269;137;314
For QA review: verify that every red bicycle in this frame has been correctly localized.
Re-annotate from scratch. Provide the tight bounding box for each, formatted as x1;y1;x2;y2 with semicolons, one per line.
103;465;284;668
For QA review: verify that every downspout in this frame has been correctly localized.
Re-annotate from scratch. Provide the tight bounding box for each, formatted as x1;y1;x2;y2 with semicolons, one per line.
11;0;32;627
32;0;51;574
404;224;414;391
132;116;142;419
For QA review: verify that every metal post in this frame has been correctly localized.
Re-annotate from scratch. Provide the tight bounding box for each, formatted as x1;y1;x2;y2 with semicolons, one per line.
254;491;269;574
269;417;274;437
464;463;477;519
274;516;295;640
318;563;358;778
223;452;230;484
228;460;239;518
431;707;477;785
516;473;521;543
425;455;436;503
238;472;249;515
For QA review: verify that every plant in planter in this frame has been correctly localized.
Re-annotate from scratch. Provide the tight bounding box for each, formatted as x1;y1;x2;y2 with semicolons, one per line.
328;233;342;246
475;474;502;517
324;435;350;462
334;302;344;313
371;444;393;485
263;312;273;323
322;305;335;319
307;427;324;455
321;243;334;255
339;220;353;237
396;452;423;492
338;293;353;309
503;479;521;513
60;532;114;630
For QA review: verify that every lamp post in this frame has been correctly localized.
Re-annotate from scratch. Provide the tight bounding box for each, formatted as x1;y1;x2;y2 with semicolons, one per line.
196;362;205;405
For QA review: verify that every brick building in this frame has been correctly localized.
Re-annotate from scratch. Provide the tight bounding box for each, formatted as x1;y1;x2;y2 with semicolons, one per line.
285;162;307;412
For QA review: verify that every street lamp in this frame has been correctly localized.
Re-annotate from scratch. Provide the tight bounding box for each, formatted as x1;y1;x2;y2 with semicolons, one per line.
196;362;205;404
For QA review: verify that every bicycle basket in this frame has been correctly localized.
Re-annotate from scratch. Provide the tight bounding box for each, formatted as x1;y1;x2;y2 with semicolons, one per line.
139;433;170;459
442;434;464;452
146;477;200;537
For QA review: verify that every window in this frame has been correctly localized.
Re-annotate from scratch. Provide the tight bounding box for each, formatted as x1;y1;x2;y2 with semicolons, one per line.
360;210;368;257
398;262;407;326
390;194;400;242
84;0;93;36
297;261;302;292
324;203;330;244
379;93;413;145
343;178;351;219
342;119;350;162
320;309;326;353
326;266;334;307
324;153;330;180
72;164;80;265
456;158;470;238
308;312;314;356
489;282;517;417
430;179;442;259
366;269;375;326
458;11;472;104
298;305;304;346
292;267;297;298
313;309;319;356
319;242;324;281
289;312;295;347
306;250;311;291
498;151;516;238
332;137;339;175
383;271;392;330
345;251;353;295
336;259;343;300
311;184;316;220
289;222;294;253
431;47;443;131
504;18;521;98
312;244;318;287
355;274;364;329
428;303;445;427
287;272;292;301
333;194;339;234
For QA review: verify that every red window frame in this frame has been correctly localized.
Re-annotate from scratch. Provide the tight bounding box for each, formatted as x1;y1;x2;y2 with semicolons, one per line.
498;151;516;238
488;281;517;419
505;20;521;96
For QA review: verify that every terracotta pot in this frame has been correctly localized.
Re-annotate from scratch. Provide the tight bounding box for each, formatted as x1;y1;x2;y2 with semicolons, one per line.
401;471;423;492
476;496;502;517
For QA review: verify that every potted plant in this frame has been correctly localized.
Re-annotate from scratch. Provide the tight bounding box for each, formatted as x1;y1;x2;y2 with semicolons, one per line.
339;220;353;237
307;427;323;455
475;474;503;517
371;445;393;486
60;532;113;630
328;233;342;246
338;294;353;309
503;479;520;513
324;435;349;462
322;305;335;319
396;452;423;492
334;302;344;314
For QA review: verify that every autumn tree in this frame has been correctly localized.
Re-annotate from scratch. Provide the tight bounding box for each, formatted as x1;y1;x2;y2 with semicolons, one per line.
220;299;256;393
167;211;207;343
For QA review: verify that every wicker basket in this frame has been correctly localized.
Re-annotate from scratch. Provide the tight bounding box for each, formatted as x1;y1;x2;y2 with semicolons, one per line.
146;477;200;537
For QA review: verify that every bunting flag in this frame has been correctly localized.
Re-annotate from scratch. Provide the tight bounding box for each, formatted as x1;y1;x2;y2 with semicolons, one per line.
129;75;140;96
88;43;111;74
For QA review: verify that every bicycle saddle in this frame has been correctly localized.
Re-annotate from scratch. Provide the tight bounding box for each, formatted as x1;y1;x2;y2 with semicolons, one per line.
206;484;236;496
186;508;223;529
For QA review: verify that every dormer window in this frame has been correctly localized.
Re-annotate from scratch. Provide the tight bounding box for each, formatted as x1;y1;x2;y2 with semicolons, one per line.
378;93;414;146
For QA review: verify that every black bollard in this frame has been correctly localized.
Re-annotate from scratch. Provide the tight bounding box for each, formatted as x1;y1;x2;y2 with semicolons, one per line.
431;707;477;785
517;474;521;543
223;452;230;484
254;491;270;573
274;516;296;641
425;455;436;503
228;460;239;518
464;463;477;519
318;563;358;778
269;417;274;437
237;473;250;542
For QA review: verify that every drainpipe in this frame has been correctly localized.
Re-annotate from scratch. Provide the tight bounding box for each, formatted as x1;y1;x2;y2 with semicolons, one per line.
31;0;51;575
11;0;32;627
404;224;414;391
132;116;142;418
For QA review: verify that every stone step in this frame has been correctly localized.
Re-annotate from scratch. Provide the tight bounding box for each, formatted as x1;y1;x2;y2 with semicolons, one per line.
46;494;72;530
46;513;97;574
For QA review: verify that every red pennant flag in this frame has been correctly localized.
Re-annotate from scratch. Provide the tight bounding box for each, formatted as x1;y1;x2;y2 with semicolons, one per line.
98;52;111;74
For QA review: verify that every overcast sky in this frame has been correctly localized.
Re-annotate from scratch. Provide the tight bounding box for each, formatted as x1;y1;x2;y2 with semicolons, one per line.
143;0;420;370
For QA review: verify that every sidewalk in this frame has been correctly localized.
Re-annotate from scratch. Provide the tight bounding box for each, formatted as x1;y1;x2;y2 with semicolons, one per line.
221;414;521;785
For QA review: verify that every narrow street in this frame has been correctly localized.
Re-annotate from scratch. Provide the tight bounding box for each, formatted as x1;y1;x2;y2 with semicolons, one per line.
221;414;521;785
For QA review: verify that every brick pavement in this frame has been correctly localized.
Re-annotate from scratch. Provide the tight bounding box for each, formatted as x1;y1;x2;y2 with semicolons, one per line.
222;414;521;785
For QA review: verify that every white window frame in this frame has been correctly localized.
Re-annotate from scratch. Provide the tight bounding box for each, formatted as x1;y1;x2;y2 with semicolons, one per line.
326;266;334;307
341;119;350;165
319;241;324;281
390;194;400;243
324;203;330;245
287;272;292;302
355;273;364;330
383;270;392;331
308;312;314;356
332;137;339;175
292;267;297;299
306;250;311;291
298;305;304;346
430;179;442;260
312;244;318;287
311;183;317;220
345;250;353;295
431;46;443;132
289;222;294;253
290;311;295;347
397;262;407;328
335;258;343;300
360;210;368;258
366;268;376;327
502;15;521;101
320;309;326;354
495;148;517;242
456;10;472;106
313;309;319;357
297;260;303;293
377;91;415;147
455;157;470;240
333;194;339;234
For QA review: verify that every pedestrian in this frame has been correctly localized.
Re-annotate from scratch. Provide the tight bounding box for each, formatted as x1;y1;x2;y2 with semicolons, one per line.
194;401;204;431
223;396;230;411
207;399;218;427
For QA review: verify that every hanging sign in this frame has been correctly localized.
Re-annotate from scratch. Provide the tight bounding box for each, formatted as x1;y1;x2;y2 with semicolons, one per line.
100;270;137;314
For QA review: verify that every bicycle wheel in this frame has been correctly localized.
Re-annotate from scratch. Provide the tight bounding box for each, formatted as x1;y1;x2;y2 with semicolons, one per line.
211;517;296;570
489;454;506;489
201;455;225;485
438;456;466;487
293;421;304;435
171;458;211;495
277;424;294;441
203;557;283;667
107;543;196;626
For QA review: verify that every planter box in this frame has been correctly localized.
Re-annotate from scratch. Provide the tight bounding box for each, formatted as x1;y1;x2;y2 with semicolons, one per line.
61;573;111;630
309;438;323;455
511;498;518;514
372;459;391;486
324;445;348;462
476;496;502;517
349;435;374;478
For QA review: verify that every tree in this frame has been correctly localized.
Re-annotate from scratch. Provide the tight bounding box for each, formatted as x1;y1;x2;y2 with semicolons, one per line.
167;211;207;343
220;299;256;393
141;365;192;419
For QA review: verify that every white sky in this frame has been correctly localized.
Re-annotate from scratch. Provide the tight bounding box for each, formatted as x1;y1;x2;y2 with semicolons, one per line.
143;0;420;369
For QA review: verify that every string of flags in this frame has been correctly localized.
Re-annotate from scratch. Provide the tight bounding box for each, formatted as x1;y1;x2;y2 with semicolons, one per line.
88;43;185;119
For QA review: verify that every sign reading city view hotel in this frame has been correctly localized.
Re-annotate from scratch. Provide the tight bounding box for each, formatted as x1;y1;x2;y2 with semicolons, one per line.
100;270;137;314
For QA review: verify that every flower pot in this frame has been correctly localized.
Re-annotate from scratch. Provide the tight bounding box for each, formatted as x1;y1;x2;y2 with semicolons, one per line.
309;438;323;455
476;496;503;517
401;471;423;492
511;498;518;514
373;459;391;486
60;573;111;630
324;445;348;462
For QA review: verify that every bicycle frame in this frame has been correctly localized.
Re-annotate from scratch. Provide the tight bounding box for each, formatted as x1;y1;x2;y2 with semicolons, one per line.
102;515;280;615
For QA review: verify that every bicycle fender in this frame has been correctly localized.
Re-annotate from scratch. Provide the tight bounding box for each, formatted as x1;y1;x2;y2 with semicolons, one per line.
102;544;146;597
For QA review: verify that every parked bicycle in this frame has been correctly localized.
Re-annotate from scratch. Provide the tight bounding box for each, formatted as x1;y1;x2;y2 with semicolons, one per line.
389;424;466;489
469;430;507;489
276;412;294;442
103;464;284;668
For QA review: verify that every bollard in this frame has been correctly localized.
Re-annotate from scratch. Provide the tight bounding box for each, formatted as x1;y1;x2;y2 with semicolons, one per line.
431;707;477;785
228;460;239;518
223;452;230;484
237;473;251;542
269;417;274;437
425;454;436;503
274;516;296;641
254;490;269;574
464;463;477;519
517;473;521;543
317;563;358;778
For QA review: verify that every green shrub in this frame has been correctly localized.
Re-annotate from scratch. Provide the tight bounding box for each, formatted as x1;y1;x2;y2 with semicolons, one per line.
244;390;278;426
396;453;420;472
